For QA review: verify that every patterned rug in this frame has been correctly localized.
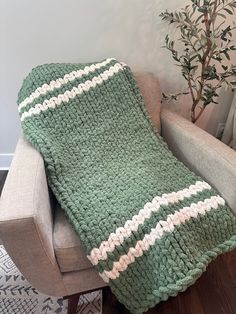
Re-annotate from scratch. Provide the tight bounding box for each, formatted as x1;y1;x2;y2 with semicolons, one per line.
0;245;102;314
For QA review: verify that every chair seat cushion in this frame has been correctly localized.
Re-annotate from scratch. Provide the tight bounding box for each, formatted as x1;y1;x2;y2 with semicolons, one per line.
53;207;92;272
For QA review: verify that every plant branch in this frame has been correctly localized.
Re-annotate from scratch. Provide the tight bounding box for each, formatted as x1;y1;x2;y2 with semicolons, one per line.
160;0;236;123
194;106;205;123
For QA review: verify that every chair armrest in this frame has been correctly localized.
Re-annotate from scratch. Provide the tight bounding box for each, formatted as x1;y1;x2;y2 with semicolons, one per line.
161;109;236;215
0;135;66;296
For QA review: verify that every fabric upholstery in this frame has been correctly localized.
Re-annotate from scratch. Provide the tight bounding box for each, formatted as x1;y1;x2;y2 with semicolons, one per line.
134;72;161;132
53;206;92;272
62;269;106;296
161;108;236;215
0;136;67;297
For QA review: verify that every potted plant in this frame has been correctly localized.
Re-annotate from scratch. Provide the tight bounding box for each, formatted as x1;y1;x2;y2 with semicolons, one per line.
160;0;236;124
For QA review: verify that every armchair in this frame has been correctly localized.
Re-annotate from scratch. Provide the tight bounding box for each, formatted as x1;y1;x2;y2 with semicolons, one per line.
0;72;236;313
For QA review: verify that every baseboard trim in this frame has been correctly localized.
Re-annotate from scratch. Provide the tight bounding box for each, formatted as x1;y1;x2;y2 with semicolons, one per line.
0;154;14;170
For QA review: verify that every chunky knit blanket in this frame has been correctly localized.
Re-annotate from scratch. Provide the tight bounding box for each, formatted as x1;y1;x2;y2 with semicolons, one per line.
18;58;236;314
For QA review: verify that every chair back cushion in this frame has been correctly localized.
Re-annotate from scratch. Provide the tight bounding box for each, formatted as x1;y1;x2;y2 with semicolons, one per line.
133;72;161;132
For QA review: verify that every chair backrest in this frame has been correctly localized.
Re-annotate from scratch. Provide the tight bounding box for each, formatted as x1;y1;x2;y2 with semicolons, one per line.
134;72;161;132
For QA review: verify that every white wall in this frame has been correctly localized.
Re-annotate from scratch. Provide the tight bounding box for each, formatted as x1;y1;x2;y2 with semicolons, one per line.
1;0;236;167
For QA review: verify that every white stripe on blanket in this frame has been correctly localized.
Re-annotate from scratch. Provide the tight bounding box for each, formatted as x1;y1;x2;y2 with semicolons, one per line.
20;62;124;121
87;181;211;266
99;195;225;282
18;58;115;111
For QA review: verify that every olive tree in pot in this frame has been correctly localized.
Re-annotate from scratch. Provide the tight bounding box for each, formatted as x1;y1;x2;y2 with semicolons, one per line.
160;0;236;124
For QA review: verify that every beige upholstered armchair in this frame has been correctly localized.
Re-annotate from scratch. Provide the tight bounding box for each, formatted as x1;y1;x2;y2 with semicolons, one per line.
0;73;236;313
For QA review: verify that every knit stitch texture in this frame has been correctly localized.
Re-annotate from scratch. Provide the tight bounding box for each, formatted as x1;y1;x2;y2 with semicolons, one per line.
18;58;236;314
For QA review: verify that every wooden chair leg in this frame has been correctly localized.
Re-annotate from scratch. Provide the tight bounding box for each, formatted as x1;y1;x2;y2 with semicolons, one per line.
103;286;128;313
64;286;105;314
67;293;81;314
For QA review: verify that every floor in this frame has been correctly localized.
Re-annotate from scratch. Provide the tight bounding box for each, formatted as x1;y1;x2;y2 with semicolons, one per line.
1;170;236;314
0;243;102;314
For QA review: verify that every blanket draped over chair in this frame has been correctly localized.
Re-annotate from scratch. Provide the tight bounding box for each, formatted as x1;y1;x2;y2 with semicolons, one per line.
17;58;236;314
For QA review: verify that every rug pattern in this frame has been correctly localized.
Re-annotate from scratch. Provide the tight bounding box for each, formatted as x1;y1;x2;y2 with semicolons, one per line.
0;245;102;314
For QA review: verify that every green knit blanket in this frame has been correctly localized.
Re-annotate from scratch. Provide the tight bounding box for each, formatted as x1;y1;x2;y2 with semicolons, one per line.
18;58;236;314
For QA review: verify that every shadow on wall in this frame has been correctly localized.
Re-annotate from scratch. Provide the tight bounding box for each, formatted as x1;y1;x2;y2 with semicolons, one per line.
95;1;195;122
196;87;235;136
99;1;236;135
94;1;186;88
